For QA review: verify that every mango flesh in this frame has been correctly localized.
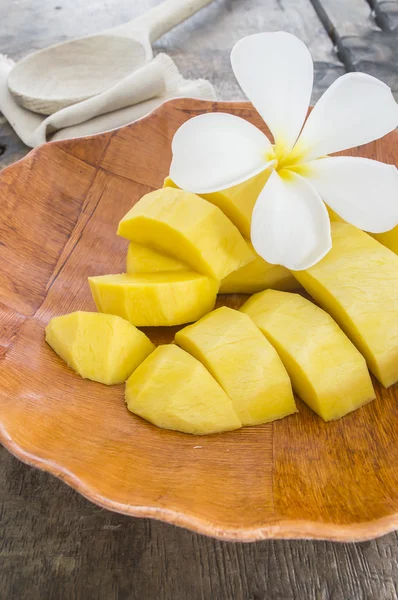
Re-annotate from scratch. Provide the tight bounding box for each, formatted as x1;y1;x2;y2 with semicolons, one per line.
327;206;398;255
164;169;272;239
117;187;254;281
127;242;185;273
219;241;300;294
127;240;298;295
89;272;218;327
369;227;398;255
293;222;398;387
241;290;375;421
45;311;155;385
125;344;242;435
175;306;297;426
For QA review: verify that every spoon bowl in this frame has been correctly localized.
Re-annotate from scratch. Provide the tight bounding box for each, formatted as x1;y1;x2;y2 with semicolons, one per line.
8;0;213;115
8;34;150;114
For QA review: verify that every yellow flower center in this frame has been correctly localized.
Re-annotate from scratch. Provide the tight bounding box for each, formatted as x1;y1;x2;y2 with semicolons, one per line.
264;143;312;181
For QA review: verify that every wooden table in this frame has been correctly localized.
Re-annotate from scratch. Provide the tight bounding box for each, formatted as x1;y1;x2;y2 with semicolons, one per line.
1;1;398;598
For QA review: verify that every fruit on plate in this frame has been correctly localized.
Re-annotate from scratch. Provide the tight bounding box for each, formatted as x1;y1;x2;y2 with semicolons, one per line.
219;241;299;294
45;311;155;385
175;306;297;426
293;222;398;387
126;242;185;273
117;187;254;280
125;344;242;435
164;169;272;238
241;290;375;421
89;272;218;327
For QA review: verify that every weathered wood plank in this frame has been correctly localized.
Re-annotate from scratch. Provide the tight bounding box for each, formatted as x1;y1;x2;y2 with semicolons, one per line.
369;0;398;32
156;0;344;101
0;0;344;168
313;0;398;94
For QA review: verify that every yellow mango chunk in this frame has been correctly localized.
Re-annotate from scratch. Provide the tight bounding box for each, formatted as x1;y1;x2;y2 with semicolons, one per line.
126;242;185;273
164;169;271;238
219;241;300;294
118;187;254;280
125;344;242;435
175;307;296;426
370;226;398;255
45;311;154;385
89;272;218;327
126;240;298;295
241;290;375;421
293;222;398;387
327;206;398;255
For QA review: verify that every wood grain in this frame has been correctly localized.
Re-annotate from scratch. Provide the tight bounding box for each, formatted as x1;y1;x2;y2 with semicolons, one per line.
370;0;398;31
313;0;398;94
0;99;398;548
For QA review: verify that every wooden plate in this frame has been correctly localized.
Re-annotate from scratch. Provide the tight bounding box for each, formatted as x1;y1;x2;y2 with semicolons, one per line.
1;99;397;542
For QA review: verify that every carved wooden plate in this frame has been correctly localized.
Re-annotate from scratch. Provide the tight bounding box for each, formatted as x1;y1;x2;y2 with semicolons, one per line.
1;99;397;542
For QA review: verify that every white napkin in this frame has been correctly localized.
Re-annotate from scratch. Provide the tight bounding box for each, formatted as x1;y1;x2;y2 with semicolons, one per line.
0;52;215;147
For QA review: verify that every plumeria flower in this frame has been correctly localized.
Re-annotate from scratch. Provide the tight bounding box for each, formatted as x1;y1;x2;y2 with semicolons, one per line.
170;32;398;270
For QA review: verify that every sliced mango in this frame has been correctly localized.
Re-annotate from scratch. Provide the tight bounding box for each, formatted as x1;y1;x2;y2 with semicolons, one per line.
175;306;296;426
118;187;254;280
126;242;185;273
219;241;300;294
293;222;398;387
370;227;398;255
327;206;398;255
164;169;271;238
241;290;375;421
89;272;218;327
126;240;298;295
45;311;154;385
125;344;242;435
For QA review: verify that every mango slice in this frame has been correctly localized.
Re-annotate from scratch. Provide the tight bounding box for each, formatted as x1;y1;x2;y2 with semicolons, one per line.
164;169;271;238
328;206;398;255
241;290;375;421
126;242;185;273
89;272;218;327
369;227;398;255
175;307;296;426
293;222;398;387
126;240;298;295
125;344;242;435
45;311;155;385
219;241;300;294
117;187;254;280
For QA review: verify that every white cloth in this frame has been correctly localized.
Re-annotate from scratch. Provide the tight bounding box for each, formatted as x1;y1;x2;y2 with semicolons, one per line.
0;52;216;147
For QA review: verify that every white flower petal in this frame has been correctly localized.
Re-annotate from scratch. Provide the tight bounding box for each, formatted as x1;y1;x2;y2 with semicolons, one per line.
231;32;313;155
170;112;273;193
251;170;331;271
296;73;398;160
305;156;398;233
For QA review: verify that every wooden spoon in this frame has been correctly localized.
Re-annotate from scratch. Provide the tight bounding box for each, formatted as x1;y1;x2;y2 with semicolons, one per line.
8;0;213;115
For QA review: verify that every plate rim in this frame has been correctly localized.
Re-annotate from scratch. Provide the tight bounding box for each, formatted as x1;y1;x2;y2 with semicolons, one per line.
2;420;398;542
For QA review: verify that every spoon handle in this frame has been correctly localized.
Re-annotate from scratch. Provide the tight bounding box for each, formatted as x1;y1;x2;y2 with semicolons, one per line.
135;0;214;43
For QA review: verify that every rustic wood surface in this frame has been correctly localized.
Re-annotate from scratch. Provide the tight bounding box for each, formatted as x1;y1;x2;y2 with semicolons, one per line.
1;1;398;599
